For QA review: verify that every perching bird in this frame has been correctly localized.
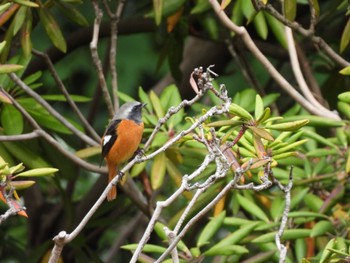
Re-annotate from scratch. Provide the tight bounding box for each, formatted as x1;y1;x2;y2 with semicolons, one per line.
101;101;145;201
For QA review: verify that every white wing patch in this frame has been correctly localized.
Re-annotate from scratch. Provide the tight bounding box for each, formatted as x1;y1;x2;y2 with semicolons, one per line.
103;135;112;146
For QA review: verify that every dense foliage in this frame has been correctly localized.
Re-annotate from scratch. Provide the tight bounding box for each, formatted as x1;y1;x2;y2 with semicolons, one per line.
0;0;350;262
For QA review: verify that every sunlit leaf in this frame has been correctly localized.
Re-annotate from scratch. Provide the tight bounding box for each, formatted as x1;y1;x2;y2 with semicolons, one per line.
13;5;27;35
16;167;58;177
153;0;163;25
8;180;35;190
12;0;39;8
340;18;350;53
284;0;297;21
0;64;23;73
150;152;167;190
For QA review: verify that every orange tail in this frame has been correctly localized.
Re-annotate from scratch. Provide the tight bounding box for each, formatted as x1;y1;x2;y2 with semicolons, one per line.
107;163;117;201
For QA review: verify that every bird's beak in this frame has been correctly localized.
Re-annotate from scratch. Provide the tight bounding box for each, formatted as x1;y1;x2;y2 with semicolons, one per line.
142;103;147;108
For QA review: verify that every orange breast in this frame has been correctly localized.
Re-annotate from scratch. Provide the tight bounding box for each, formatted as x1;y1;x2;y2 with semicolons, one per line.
106;120;144;165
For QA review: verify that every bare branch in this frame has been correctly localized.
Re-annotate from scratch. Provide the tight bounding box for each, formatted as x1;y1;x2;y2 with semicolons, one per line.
208;0;341;120
0;88;105;174
8;73;99;146
284;27;338;119
253;0;350;67
32;49;101;142
0;131;40;141
91;0;115;117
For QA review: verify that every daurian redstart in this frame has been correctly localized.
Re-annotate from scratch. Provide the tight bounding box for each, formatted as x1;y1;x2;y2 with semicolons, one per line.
101;101;145;201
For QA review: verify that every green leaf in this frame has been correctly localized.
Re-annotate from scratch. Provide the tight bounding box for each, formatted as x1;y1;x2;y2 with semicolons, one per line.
56;0;89;27
41;94;91;102
264;12;287;49
38;6;67;53
16;167;58;177
153;0;163;25
122;244;166;254
75;146;100;159
272;139;307;155
236;194;269;222
284;115;344;127
0;64;24;73
340;18;350;53
252;229;311;243
197;211;226;247
150;152;167;190
18;98;73;134
288;211;328;220
205;244;248;256
138;87;152;112
149;90;164;118
284;0;297;21
204;222;259;255
159;84;183;128
13;5;27;35
254;94;264;120
1;104;23;135
253;11;268;39
2;141;50;168
338;101;350;118
0;3;11;15
153;222;190;254
302;129;338;149
9;162;25;174
12;0;39;7
319;238;336;263
265;119;309;131
191;0;211;14
338;91;350;102
20;8;32;58
229;103;253;120
310;0;320;17
248;126;274;141
231;0;243;26
310;220;333;237
339;66;350;75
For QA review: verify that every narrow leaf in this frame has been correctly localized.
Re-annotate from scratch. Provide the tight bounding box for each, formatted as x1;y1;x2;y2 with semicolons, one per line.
16;167;58;177
0;64;23;73
150;152;167;190
266;119;309;131
284;0;297;21
237;194;269;222
1;104;23;135
340;18;350;53
153;0;163;25
38;6;67;53
229;103;253;120
197;211;226;247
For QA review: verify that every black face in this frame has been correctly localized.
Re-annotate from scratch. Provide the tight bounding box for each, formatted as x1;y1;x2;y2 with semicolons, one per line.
128;103;145;124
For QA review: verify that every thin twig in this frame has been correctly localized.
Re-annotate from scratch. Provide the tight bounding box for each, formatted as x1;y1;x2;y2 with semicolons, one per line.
208;0;341;120
91;0;115;117
0;131;40;141
8;73;99;146
0;88;105;174
32;49;101;142
284;27;338;119
253;0;350;67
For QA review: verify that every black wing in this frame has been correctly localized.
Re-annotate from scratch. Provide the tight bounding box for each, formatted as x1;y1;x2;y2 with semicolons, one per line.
101;119;121;158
